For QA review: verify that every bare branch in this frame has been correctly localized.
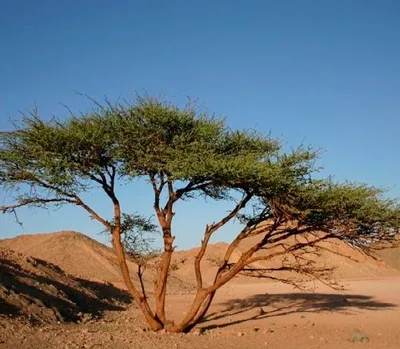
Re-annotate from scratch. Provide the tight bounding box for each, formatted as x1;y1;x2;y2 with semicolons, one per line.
150;174;164;219
73;196;111;230
1;197;76;214
138;265;148;301
194;192;253;289
173;180;214;203
245;233;336;265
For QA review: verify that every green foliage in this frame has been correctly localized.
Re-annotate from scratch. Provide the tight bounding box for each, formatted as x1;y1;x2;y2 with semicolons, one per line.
4;94;400;333
0;110;119;200
1;94;399;248
279;179;400;240
105;213;160;258
106;97;319;203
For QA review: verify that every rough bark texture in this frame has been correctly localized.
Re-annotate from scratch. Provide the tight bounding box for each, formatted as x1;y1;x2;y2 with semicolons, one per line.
112;229;162;331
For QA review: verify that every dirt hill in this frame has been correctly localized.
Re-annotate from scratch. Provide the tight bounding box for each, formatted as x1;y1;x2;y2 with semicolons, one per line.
1;230;398;294
236;233;400;279
0;231;193;294
0;230;399;328
0;247;130;324
0;231;125;284
171;234;400;286
376;246;400;270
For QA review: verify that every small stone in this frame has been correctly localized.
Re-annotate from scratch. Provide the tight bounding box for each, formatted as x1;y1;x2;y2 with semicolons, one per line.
301;315;306;319
253;327;260;332
349;329;369;343
192;329;203;336
257;307;265;316
237;332;245;337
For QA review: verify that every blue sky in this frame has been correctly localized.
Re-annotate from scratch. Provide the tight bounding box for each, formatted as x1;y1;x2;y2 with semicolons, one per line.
1;0;399;248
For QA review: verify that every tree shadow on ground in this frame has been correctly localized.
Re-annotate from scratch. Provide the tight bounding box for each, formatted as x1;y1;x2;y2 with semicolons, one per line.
0;256;131;323
201;292;397;330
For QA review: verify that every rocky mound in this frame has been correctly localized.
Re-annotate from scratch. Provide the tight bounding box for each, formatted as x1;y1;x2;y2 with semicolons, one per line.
0;231;193;294
236;233;400;279
1;230;398;298
0;231;130;285
0;248;130;324
171;234;400;287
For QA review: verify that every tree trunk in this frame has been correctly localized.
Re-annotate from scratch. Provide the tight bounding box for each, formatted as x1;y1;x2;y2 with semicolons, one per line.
112;230;163;330
182;266;226;332
174;256;255;332
111;201;163;331
184;292;216;331
155;234;174;323
171;290;209;333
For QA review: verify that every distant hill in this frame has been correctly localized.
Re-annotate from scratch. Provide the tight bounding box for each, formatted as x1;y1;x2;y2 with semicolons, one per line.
1;229;399;334
0;231;192;294
1;230;398;296
0;231;123;283
171;233;400;286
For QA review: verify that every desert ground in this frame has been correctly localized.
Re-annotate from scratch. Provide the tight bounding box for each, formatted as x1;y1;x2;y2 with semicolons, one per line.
1;231;399;349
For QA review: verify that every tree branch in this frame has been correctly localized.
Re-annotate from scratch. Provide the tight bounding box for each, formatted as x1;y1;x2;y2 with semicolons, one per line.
194;192;253;290
73;196;111;230
138;265;148;301
1;197;76;214
245;233;336;265
173;180;213;203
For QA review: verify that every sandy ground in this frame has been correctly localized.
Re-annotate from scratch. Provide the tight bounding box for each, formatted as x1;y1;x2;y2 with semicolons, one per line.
1;277;399;349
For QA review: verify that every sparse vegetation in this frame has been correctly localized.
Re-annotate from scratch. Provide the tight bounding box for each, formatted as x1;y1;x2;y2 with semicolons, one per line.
1;95;399;332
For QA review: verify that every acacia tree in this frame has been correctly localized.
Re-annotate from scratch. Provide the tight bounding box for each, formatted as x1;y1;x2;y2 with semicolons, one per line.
1;96;399;332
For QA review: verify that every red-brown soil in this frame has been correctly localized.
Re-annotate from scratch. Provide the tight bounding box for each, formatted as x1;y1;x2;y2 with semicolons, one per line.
0;231;399;348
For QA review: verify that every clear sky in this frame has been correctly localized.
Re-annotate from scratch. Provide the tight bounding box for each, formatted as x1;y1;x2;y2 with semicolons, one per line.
1;0;399;248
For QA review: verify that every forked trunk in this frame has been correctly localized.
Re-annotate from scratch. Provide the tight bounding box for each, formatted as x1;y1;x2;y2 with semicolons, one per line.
184;292;216;331
112;230;163;330
155;236;174;323
170;290;209;332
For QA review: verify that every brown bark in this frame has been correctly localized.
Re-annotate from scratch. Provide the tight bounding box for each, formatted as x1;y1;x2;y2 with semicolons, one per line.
176;258;251;333
155;233;174;323
171;290;208;332
186;238;243;330
194;229;212;290
112;229;162;330
151;176;176;324
111;202;163;330
185;223;323;330
173;194;255;332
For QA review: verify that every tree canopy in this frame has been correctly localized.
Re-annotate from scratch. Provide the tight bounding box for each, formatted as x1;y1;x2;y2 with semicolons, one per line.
1;95;399;332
